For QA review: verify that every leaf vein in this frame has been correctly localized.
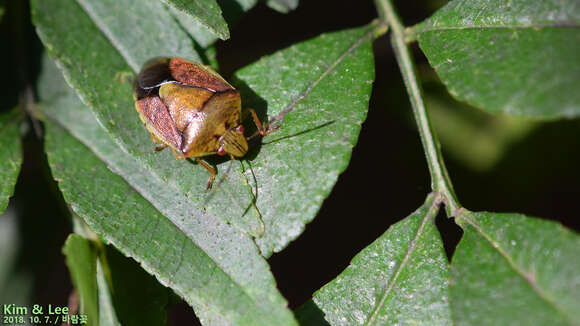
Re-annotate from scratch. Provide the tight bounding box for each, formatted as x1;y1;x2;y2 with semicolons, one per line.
364;195;440;326
268;24;377;128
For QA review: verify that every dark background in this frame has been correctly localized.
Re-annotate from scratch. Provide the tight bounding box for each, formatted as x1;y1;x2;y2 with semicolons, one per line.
1;0;578;325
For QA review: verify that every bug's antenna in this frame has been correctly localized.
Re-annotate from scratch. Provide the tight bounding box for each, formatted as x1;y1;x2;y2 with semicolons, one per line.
203;155;235;206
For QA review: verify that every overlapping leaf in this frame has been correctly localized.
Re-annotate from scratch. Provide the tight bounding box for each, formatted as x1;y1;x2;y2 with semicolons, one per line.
32;0;265;245
452;210;580;325
413;0;580;119
0;110;22;215
76;0;201;71
38;57;297;325
169;0;257;48
299;195;452;325
32;0;376;256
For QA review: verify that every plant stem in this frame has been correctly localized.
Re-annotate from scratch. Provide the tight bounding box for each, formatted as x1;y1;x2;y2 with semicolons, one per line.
374;0;460;215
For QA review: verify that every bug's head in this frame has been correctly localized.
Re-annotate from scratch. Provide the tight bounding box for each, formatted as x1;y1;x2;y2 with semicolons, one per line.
218;125;248;158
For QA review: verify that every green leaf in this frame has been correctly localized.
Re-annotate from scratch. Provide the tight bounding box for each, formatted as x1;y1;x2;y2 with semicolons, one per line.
0;110;22;215
167;0;257;48
33;0;257;240
33;0;376;256
161;0;229;40
413;0;580;119
452;210;580;325
75;0;202;71
234;24;376;255
96;259;122;326
302;195;452;325
266;0;299;14
63;234;99;326
38;59;297;325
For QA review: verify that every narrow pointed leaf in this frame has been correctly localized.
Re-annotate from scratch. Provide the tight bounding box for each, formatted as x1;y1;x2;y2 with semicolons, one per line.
413;0;580;119
0;110;22;215
38;58;297;325
63;234;99;326
161;0;229;40
452;210;580;325
96;259;122;326
302;195;452;326
75;0;201;71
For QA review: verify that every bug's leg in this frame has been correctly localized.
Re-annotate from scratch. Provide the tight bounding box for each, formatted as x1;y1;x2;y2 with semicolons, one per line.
154;144;167;151
204;155;235;205
150;134;167;151
249;109;267;135
196;158;216;190
245;108;276;140
170;149;185;160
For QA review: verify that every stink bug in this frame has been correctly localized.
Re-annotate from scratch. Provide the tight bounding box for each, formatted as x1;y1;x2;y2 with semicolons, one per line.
133;57;267;189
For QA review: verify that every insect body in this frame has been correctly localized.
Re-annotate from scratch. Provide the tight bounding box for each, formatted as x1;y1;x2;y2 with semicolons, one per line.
133;57;265;189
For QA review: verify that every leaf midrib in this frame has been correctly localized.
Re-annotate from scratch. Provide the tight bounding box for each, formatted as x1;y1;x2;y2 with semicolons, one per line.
457;211;575;325
267;22;378;128
412;22;580;36
364;195;439;326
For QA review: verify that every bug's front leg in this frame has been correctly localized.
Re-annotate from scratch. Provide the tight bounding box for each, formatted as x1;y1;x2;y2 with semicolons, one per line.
244;108;276;140
196;158;216;190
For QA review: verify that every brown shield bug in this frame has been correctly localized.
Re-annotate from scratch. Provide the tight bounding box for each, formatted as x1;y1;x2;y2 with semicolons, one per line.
133;57;267;189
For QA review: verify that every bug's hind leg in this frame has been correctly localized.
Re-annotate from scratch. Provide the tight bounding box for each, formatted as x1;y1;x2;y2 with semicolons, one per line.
150;134;167;151
150;134;185;160
154;144;167;151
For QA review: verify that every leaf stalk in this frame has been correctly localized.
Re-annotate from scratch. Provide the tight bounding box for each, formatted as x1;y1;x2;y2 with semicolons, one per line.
374;0;460;215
